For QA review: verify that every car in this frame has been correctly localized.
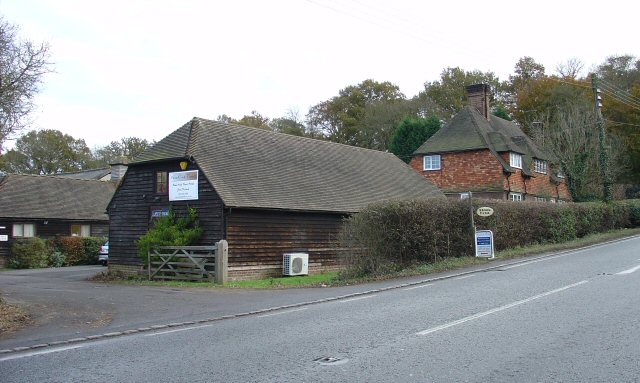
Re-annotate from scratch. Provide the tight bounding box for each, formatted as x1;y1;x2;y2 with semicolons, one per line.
99;241;109;266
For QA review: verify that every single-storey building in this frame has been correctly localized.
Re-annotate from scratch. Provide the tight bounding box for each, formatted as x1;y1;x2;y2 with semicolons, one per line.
107;117;443;280
0;174;117;266
411;84;571;202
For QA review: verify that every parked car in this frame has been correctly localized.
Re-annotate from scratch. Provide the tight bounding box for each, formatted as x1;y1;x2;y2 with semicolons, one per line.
99;241;109;266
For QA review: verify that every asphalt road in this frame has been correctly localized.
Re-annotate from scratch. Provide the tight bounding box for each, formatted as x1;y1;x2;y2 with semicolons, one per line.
1;236;640;382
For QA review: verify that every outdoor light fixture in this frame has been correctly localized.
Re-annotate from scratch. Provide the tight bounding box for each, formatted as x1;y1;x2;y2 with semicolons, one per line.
179;161;188;170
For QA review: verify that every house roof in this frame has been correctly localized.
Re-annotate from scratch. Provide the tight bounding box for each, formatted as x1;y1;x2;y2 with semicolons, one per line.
413;106;552;176
133;118;443;213
0;174;117;220
57;167;111;180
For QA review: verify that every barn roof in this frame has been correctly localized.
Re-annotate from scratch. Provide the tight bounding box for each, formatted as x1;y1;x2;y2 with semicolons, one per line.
133;118;443;213
0;174;116;220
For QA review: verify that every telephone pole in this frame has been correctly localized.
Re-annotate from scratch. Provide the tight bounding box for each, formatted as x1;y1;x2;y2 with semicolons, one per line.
591;74;612;202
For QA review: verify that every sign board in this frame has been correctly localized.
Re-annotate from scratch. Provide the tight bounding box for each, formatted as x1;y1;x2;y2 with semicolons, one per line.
169;170;198;201
475;230;495;259
150;207;170;219
0;235;7;242
476;207;494;217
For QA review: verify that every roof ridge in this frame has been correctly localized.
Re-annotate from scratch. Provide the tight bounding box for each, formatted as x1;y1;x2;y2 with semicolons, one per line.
192;116;391;155
5;173;113;183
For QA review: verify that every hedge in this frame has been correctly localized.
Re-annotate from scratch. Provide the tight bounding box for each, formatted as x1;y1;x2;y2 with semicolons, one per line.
7;236;106;269
339;198;640;277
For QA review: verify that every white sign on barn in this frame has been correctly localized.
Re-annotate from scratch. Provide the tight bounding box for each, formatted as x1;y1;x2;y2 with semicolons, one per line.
169;170;199;201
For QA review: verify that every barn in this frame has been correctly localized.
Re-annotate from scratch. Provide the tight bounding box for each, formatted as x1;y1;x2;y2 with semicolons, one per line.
107;118;443;280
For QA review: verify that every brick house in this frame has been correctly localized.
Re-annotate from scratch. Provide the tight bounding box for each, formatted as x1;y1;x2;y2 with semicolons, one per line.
411;84;571;202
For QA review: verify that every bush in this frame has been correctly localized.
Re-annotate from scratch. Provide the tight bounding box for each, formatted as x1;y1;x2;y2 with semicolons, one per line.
8;238;49;269
48;250;66;268
50;236;106;266
340;198;640;277
136;207;203;263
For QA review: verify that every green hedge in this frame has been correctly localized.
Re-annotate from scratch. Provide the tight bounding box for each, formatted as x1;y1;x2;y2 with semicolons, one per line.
340;198;640;277
8;236;106;269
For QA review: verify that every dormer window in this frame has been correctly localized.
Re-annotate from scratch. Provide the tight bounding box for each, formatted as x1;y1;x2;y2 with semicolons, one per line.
509;152;522;169
423;155;441;171
534;159;547;174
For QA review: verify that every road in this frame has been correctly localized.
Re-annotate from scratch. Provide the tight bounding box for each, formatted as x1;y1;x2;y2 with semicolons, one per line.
1;236;640;382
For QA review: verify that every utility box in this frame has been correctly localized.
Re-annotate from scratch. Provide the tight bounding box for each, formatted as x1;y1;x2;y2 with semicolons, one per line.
283;253;309;276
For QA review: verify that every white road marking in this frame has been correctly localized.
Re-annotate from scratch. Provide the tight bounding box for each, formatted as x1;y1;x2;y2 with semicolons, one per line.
616;264;640;275
416;280;589;336
256;308;308;317
0;345;84;361
340;295;377;303
403;283;433;291
452;275;474;280
144;324;214;337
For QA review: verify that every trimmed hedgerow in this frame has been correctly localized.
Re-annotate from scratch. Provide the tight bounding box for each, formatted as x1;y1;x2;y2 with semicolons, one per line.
340;198;640;277
8;238;50;269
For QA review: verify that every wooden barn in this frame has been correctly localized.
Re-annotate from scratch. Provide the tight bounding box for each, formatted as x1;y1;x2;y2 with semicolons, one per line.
107;118;443;280
0;174;117;267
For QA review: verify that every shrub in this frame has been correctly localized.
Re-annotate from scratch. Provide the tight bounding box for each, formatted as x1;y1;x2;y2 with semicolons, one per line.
51;236;106;265
48;251;66;268
136;207;203;262
9;238;49;269
82;237;104;265
340;198;640;277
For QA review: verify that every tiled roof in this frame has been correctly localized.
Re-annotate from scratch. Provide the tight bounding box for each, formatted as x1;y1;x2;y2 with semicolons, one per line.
57;167;111;180
133;118;443;213
0;174;116;220
414;106;552;176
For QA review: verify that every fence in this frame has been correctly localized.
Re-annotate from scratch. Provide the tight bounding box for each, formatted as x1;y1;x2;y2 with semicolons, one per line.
147;240;228;284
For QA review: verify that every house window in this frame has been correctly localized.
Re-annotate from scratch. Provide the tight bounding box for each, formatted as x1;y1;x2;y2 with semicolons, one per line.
13;223;35;238
534;159;547;174
156;171;168;194
557;168;565;178
533;196;546;202
509;192;523;202
423;155;441;171
460;192;470;200
510;152;522;169
71;224;91;237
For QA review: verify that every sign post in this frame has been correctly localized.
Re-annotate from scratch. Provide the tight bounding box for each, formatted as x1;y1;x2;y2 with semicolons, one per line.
475;230;495;259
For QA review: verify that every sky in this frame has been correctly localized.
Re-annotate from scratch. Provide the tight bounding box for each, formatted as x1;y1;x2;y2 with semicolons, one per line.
1;0;638;150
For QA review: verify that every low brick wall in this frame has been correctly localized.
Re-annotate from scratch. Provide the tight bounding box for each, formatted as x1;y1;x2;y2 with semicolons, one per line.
108;263;144;277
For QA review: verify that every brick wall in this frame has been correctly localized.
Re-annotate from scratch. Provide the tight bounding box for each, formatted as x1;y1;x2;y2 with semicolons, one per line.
410;149;504;193
499;153;572;201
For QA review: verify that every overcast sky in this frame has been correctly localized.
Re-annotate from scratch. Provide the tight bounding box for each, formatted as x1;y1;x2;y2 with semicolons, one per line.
2;0;637;149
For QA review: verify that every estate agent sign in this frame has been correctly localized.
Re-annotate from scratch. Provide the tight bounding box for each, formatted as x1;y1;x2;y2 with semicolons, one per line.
169;170;199;201
475;229;495;259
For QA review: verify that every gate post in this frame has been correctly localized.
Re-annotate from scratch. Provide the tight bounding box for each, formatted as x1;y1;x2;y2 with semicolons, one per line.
215;240;228;285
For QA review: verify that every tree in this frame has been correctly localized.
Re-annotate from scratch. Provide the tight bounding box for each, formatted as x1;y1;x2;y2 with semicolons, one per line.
0;16;52;150
306;79;406;147
93;137;153;166
556;58;584;80
1;129;93;174
420;67;507;120
237;110;270;130
388;115;441;163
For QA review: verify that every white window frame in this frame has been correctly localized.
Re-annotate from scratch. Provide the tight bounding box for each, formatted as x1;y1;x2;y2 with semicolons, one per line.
71;224;91;237
509;152;522;169
557;168;565;178
533;196;546;202
509;192;523;202
534;159;547;174
459;192;470;200
13;223;35;238
423;155;441;171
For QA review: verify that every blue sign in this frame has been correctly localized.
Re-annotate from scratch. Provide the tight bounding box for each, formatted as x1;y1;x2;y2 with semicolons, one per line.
475;230;495;259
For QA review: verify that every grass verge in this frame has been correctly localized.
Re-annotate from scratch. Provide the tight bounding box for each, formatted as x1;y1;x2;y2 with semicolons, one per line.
94;228;640;289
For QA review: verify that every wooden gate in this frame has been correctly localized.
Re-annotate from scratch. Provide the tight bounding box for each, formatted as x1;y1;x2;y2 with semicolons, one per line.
147;240;228;284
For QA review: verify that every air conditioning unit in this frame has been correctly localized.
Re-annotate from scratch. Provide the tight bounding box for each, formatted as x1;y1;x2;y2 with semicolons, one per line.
283;253;309;276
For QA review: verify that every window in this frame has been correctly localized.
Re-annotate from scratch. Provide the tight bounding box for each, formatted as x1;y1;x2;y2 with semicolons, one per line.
534;159;547;174
13;223;35;238
423;155;441;171
557;168;565;178
509;192;522;202
156;171;168;194
509;152;522;169
533;196;546;202
71;224;91;237
460;192;470;200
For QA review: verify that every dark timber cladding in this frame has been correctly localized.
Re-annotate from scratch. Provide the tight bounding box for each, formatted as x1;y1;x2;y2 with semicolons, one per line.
107;161;224;265
226;209;345;268
109;118;443;277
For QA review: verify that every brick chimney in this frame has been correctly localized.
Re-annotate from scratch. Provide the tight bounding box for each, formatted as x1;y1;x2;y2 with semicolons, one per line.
466;83;490;120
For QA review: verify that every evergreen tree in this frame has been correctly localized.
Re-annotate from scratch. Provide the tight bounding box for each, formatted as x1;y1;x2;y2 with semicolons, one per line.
389;115;440;163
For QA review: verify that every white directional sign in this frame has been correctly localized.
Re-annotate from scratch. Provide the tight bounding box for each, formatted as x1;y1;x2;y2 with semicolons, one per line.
476;207;494;217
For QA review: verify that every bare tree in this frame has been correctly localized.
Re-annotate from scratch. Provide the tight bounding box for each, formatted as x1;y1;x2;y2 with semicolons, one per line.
0;16;52;150
556;58;584;80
